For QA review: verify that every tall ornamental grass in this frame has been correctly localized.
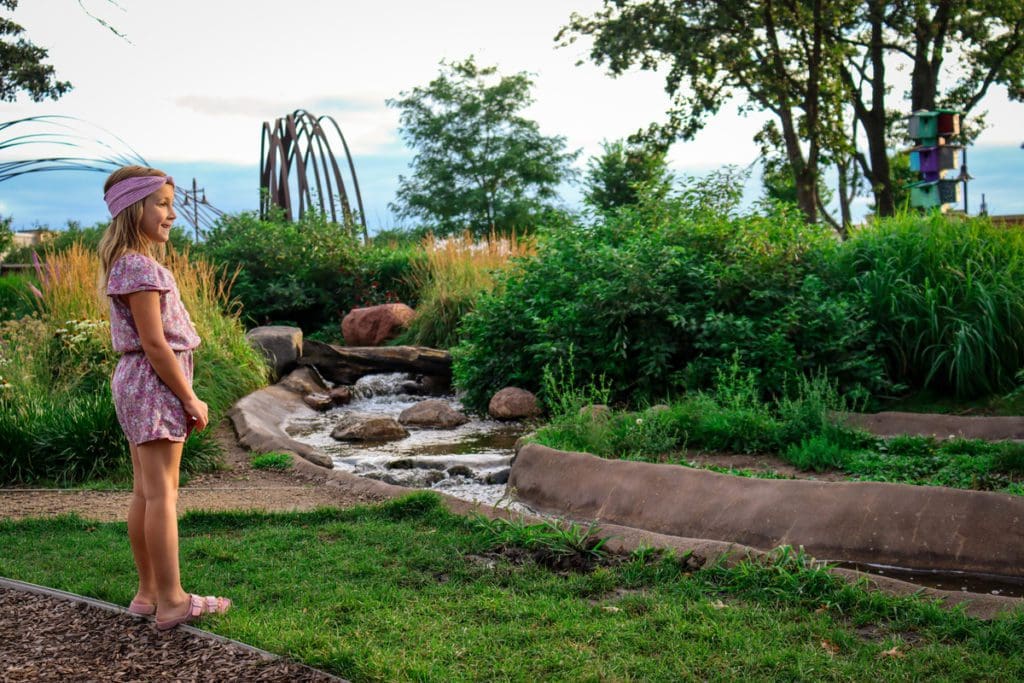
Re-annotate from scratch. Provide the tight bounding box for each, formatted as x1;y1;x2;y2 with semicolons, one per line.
0;243;267;485
396;231;535;348
839;214;1024;397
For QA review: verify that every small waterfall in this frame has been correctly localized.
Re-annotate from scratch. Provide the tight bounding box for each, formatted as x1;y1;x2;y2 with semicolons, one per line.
352;372;412;399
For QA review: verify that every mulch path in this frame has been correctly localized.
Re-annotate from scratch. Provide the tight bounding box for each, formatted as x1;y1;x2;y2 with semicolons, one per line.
0;585;344;682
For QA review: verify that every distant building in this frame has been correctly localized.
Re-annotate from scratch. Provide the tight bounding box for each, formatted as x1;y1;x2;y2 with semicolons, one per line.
991;214;1024;227
0;228;54;264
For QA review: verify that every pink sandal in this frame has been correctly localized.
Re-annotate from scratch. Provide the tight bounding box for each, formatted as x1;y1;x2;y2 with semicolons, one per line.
155;593;232;631
127;599;156;616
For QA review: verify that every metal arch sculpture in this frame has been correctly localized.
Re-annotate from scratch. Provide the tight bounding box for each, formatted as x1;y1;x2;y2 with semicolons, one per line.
260;109;368;242
0;115;224;235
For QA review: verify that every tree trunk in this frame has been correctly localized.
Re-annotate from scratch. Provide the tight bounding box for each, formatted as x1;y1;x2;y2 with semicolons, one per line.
865;0;895;217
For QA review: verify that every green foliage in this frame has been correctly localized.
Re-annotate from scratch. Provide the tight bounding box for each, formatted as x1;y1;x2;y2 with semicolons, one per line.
3;222;193;263
993;443;1024;475
453;171;887;413
0;1;72;102
250;452;293;470
839;213;1024;397
0;214;12;256
0;247;265;485
199;209;358;329
470;514;609;567
535;358;855;460
199;210;418;332
387;55;579;236
781;435;854;472
0;272;35;319
584;138;673;212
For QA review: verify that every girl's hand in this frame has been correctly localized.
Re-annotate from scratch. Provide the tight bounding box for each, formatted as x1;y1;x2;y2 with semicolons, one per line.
183;397;209;432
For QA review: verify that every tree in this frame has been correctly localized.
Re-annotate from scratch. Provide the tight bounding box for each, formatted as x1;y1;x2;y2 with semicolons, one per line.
584;138;673;211
559;0;855;225
0;0;71;102
837;0;1024;216
560;1;1024;226
387;56;579;236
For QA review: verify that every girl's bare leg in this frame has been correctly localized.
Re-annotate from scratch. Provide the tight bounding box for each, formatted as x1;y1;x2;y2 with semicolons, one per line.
127;443;157;606
136;438;191;620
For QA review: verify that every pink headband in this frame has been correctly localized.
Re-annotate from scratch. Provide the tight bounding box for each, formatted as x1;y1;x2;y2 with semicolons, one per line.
104;175;174;218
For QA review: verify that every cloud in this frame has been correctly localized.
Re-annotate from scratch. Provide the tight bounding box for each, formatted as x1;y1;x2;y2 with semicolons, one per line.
173;94;383;118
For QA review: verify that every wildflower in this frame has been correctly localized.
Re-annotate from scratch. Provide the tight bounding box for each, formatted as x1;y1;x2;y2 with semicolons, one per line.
635;418;643;425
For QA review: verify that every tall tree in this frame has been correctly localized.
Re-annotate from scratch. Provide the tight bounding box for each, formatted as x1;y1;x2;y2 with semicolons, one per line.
561;1;1024;225
838;0;1024;215
387;56;579;236
584;138;673;211
559;0;856;225
0;0;71;102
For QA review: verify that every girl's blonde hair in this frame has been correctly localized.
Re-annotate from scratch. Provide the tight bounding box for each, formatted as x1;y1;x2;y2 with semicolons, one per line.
97;165;174;293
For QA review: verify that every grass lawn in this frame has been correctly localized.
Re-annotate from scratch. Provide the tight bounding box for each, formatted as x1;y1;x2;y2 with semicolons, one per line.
1;493;1022;682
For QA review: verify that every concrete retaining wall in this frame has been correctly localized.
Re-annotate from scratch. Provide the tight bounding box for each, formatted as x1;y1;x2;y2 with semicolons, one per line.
509;444;1024;577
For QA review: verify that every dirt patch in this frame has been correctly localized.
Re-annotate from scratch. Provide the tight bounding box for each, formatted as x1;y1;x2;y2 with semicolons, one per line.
0;422;390;522
681;451;849;481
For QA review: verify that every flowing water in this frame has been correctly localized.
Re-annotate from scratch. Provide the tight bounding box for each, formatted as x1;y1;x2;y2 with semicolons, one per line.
284;374;1024;597
284;372;529;508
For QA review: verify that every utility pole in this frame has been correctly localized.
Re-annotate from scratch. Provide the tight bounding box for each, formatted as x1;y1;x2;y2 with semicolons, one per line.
182;177;207;242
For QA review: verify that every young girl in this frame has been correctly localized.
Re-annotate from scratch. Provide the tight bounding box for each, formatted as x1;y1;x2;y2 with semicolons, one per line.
98;165;231;630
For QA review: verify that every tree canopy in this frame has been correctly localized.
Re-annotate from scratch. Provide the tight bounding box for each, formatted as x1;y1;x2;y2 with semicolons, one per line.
559;0;1024;228
0;0;71;102
387;56;579;236
584;138;673;211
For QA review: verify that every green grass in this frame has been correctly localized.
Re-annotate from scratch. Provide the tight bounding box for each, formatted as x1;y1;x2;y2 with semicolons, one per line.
250;452;293;470
1;493;1022;681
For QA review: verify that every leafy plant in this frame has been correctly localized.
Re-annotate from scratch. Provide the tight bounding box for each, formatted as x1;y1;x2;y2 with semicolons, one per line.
250;452;293;470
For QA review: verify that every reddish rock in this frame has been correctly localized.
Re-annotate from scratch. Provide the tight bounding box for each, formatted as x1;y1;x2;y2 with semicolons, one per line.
341;304;416;346
331;413;409;442
328;386;353;406
399;399;469;429
488;387;541;421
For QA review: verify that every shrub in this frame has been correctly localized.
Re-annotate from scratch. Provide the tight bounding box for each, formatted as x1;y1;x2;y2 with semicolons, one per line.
198;209;362;330
993;442;1024;475
453;173;887;413
838;213;1024;397
0;243;266;485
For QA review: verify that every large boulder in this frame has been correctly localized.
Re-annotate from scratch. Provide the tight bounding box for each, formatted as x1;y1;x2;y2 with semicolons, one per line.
246;326;303;381
341;304;416;346
277;366;326;395
488;387;541;420
331;413;409;442
399;399;469;429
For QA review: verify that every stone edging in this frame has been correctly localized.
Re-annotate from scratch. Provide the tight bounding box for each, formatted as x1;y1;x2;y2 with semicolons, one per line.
0;576;348;682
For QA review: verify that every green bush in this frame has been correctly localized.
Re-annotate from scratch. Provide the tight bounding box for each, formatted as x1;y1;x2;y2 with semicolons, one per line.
453;173;887;413
199;210;419;334
3;222;193;264
838;213;1024;397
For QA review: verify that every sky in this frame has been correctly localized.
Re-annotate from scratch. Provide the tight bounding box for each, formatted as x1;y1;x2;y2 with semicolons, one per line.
3;0;1023;232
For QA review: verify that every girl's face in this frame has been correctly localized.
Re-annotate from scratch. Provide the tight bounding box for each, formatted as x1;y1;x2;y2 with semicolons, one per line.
139;184;176;244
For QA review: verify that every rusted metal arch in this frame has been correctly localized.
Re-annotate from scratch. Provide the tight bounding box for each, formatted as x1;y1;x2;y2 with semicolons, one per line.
259;109;367;242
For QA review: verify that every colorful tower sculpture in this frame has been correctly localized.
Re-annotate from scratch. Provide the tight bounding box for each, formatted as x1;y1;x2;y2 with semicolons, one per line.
906;109;966;212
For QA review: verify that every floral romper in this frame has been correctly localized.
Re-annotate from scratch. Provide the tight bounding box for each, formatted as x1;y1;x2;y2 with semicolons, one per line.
107;252;201;445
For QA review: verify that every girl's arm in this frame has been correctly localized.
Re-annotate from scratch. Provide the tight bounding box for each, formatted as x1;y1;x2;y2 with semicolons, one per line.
126;290;209;431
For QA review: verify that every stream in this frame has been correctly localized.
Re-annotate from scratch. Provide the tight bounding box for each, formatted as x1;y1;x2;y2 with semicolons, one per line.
284;372;528;507
281;372;1024;598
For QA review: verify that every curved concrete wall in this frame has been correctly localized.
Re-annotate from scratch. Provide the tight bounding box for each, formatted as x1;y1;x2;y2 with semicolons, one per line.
509;444;1024;577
